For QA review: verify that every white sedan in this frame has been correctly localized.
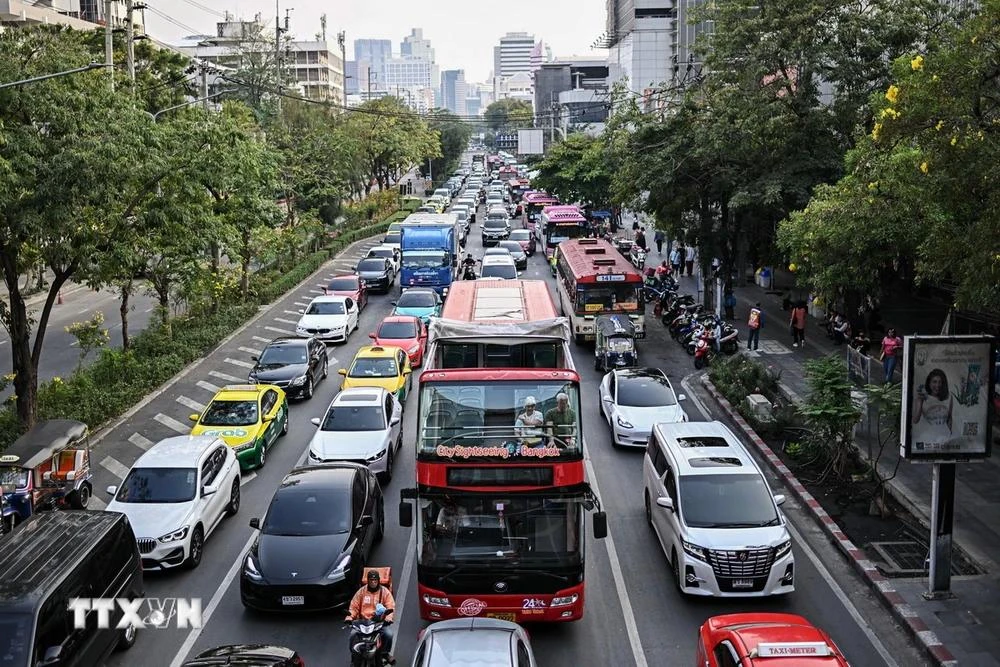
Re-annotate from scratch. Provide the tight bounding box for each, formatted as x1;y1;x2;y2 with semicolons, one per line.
307;387;403;482
295;295;359;343
599;367;687;447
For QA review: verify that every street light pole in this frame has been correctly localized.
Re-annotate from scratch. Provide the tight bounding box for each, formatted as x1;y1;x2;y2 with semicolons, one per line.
104;0;114;91
0;63;110;90
337;30;347;109
146;91;226;121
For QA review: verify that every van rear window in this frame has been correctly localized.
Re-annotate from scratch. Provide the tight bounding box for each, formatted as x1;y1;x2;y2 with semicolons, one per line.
677;437;730;448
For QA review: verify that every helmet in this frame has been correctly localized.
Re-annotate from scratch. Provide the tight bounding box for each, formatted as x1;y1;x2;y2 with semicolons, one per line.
367;570;381;583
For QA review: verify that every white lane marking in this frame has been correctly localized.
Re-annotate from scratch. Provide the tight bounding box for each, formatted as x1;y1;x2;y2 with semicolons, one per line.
155;413;191;434
237;346;258;355
77;307;90;315
251;336;270;343
143;307;154;313
680;375;711;420
584;455;648;667
197;380;221;394
70;341;79;347
128;433;154;450
176;395;206;413
395;522;417;628
283;310;301;316
209;370;244;384
264;326;296;336
315;284;329;289
294;302;309;307
224;357;254;369
274;317;297;325
88;495;107;510
168;530;258;667
240;471;257;487
309;289;324;294
100;456;131;480
784;520;900;667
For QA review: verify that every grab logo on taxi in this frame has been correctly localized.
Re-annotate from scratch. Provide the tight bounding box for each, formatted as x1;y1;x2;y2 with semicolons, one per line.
200;428;249;438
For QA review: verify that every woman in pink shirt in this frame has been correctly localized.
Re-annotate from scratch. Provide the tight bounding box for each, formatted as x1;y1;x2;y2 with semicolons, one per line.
880;328;903;383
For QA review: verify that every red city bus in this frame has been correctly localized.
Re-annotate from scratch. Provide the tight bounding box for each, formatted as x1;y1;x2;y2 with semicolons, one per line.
399;279;607;624
554;238;645;343
522;191;560;236
540;205;589;260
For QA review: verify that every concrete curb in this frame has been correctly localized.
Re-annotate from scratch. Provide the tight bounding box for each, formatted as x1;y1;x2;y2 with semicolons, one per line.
23;283;90;309
702;377;958;667
86;233;383;449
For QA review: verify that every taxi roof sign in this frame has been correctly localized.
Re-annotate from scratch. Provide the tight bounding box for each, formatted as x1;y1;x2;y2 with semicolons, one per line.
222;384;260;392
754;642;834;658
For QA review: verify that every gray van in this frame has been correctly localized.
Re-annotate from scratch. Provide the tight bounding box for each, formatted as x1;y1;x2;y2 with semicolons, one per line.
0;511;144;666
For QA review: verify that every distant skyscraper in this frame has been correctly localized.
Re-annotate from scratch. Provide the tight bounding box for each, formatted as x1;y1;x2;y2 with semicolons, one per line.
385;57;434;90
344;61;359;94
441;69;468;116
401;28;435;63
493;32;536;79
354;39;392;90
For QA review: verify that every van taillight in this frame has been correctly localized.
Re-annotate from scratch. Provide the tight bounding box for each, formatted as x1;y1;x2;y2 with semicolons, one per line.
292;656;305;666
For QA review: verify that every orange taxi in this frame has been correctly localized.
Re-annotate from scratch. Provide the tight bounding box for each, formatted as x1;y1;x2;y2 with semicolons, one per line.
697;613;849;666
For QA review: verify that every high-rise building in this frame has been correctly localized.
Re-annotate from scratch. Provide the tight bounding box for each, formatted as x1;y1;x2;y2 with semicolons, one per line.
493;32;536;79
441;69;468;116
385;56;434;90
354;38;392;91
401;28;435;62
344;60;359;94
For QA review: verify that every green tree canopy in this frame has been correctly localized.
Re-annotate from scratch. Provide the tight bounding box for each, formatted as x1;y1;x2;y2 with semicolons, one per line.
532;134;613;208
484;98;533;131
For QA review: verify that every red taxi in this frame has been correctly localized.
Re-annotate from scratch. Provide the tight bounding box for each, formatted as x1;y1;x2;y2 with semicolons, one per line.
697;613;849;666
324;274;369;311
368;315;427;367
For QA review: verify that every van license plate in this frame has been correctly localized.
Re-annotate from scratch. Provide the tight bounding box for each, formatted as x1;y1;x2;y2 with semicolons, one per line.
487;613;516;622
281;596;305;606
732;579;754;589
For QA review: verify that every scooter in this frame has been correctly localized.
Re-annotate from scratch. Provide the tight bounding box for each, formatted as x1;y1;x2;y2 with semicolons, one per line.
629;245;647;269
718;325;740;354
347;605;394;667
461;265;477;280
694;336;713;369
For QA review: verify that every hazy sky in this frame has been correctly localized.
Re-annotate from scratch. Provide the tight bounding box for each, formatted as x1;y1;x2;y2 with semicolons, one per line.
145;0;608;83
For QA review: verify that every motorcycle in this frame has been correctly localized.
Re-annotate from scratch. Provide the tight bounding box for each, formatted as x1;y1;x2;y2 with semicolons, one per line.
694;335;713;369
629;245;647;269
461;264;477;280
661;296;697;327
718;324;740;354
347;604;394;667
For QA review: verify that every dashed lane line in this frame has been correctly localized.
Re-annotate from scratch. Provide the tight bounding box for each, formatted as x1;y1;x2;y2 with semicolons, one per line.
264;326;296;336
240;472;257;486
100;456;131;480
209;370;244;384
154;413;190;434
196;380;221;394
176;395;206;413
128;433;154;450
224;357;254;369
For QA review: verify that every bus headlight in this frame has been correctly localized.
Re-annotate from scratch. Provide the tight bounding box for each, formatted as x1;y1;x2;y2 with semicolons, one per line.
550;594;578;607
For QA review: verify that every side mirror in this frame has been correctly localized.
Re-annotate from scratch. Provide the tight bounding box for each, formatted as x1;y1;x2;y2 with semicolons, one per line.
678;393;687;401
656;496;675;511
593;511;608;539
262;414;273;423
369;333;376;339
391;301;398;307
338;369;347;376
310;417;321;426
359;515;374;527
202;484;218;497
106;485;118;497
298;309;304;314
403;369;412;375
40;646;63;666
399;501;413;528
352;266;358;272
390;415;401;426
189;413;200;422
251;355;259;362
249;517;260;530
774;494;786;506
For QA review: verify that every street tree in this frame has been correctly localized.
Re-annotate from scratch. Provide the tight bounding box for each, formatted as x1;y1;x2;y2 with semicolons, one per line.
484;99;533;131
533;134;613;208
426;109;473;185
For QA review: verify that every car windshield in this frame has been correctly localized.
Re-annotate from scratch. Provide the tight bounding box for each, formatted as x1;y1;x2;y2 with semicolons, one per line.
617;375;676;407
321;406;385;431
326;277;358;292
416;493;583;568
350;357;399;378
679;474;780;528
384;232;401;244
200;400;259;426
509;230;530;241
307;301;346;315
0;613;31;666
499;243;523;255
481;263;516;279
258;344;308;367
0;466;29;489
397;291;438;308
484;219;507;229
115;467;197;503
369;249;392;259
379;321;418;339
358;259;386;272
263;487;351;536
403;252;449;269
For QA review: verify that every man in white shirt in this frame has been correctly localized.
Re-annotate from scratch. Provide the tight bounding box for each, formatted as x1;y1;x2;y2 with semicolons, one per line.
514;396;545;446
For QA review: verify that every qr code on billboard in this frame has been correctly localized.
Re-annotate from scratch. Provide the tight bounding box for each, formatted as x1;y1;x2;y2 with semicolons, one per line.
963;422;979;437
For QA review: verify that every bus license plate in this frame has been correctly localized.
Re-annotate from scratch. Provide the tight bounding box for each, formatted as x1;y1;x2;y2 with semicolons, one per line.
732;579;754;589
487;613;516;622
281;596;305;606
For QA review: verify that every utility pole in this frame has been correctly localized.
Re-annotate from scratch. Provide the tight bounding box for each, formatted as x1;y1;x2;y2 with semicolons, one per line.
367;66;374;100
275;0;282;113
104;0;114;91
201;65;209;111
337;30;347;108
125;0;135;89
549;93;555;143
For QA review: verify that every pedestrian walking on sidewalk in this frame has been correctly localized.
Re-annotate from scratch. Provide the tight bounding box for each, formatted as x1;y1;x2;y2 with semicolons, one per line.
747;303;762;350
880;328;903;383
669;246;681;274
789;301;807;347
685;245;696;277
723;289;736;320
654;229;665;254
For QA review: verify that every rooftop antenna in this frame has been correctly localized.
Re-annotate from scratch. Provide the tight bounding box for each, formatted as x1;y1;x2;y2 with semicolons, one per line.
320;13;326;41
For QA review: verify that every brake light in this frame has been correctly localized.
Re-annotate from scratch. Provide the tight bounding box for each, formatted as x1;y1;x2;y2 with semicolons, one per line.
293;656;305;666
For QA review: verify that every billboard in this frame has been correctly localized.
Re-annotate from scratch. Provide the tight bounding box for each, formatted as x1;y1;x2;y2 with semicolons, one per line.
900;335;996;461
517;129;545;155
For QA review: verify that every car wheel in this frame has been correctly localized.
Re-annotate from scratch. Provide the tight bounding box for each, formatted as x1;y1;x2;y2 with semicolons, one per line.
280;413;289;437
322;359;329;379
375;501;385;542
644;493;652;526
184;526;204;570
383;447;393;485
304;377;314;400
257;444;267;469
226;479;241;517
115;622;137;651
672;548;685;595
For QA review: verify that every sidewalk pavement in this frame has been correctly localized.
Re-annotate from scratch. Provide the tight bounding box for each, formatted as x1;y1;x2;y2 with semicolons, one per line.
673;269;1000;665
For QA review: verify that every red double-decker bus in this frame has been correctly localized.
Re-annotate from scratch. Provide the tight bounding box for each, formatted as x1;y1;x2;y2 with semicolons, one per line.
399;279;607;623
554;238;645;343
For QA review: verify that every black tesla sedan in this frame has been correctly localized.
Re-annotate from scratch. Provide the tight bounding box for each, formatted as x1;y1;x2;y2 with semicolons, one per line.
355;258;394;293
240;464;384;611
182;645;304;666
248;337;329;400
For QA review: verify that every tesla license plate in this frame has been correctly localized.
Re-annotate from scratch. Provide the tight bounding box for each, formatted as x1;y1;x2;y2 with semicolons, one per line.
732;579;754;589
281;596;305;606
487;613;517;622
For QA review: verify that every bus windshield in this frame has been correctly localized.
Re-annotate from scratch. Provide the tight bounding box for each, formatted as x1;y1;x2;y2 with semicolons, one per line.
404;251;449;269
546;224;586;246
418;381;581;457
417;493;583;568
576;284;640;313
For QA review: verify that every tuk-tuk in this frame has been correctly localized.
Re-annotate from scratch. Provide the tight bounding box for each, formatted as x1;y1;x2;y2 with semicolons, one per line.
0;419;92;532
594;315;639;372
613;236;634;258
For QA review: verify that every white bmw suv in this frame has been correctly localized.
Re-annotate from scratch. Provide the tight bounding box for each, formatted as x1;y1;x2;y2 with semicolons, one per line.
106;435;241;570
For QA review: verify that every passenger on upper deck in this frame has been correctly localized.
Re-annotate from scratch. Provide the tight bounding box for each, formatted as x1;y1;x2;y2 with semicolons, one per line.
544;392;577;447
514;396;545;447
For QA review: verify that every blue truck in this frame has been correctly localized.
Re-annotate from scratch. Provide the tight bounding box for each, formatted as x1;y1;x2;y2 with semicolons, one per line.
399;214;460;295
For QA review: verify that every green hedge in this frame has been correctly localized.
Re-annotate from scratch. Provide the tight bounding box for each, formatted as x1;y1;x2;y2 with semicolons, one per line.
0;219;392;450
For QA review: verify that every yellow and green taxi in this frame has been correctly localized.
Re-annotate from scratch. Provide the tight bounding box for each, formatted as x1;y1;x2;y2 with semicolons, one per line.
189;384;289;470
338;345;413;404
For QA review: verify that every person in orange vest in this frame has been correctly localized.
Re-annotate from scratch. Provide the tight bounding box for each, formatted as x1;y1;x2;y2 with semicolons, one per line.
747;303;762;351
345;570;396;664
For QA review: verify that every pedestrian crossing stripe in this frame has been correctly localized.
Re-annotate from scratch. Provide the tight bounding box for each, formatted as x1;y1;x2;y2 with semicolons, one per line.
128;433;154;450
100;456;131;480
224;357;254;369
154;413;190;434
251;336;270;343
176;395;206;413
238;346;258;355
196;380;221;394
274;317;298;325
264;326;296;336
209;370;244;384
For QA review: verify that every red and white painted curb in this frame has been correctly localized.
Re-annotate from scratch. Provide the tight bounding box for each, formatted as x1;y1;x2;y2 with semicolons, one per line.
703;377;958;667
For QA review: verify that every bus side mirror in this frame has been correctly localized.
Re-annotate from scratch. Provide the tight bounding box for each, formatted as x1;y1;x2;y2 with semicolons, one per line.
399;501;413;528
593;511;608;539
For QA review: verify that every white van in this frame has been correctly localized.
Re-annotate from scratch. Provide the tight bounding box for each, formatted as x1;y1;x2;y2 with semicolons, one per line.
642;421;794;598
